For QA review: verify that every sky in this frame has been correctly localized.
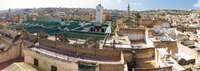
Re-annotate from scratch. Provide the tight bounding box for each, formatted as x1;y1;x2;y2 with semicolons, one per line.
0;0;199;11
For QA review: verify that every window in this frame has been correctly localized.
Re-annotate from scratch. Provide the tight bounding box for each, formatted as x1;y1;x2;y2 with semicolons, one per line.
51;65;57;71
78;63;96;71
33;58;38;67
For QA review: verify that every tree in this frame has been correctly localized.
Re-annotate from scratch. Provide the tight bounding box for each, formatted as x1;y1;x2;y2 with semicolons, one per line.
124;17;134;27
135;13;141;26
58;33;69;43
37;31;48;39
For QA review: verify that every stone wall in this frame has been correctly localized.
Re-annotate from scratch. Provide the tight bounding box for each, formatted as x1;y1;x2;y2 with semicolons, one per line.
99;64;124;71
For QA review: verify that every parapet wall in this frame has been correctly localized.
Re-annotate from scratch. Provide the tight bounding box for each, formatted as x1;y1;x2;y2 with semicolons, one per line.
154;41;178;56
38;42;121;61
133;48;155;60
99;64;124;71
77;47;121;61
134;66;172;71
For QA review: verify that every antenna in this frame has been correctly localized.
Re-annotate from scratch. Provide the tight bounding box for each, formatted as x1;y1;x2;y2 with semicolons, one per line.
98;0;102;5
100;0;102;5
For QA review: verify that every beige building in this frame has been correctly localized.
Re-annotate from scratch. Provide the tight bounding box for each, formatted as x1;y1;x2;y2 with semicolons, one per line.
2;62;38;71
23;44;125;71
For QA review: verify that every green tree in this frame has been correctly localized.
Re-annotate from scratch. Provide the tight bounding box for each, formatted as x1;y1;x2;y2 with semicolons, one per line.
37;31;48;39
58;33;69;43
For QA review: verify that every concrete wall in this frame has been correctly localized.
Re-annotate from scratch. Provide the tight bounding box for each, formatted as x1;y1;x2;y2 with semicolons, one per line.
24;49;78;71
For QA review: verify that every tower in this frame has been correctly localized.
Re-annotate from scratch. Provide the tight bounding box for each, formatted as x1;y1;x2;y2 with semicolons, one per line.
128;4;130;18
125;4;135;27
96;0;104;25
6;8;12;20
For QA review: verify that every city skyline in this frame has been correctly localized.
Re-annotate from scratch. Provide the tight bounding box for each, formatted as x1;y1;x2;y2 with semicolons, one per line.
0;0;200;11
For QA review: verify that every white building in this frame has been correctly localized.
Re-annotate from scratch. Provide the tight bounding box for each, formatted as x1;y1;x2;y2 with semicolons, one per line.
96;4;104;25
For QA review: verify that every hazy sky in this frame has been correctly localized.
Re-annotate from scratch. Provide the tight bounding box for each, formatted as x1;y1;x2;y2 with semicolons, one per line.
0;0;199;10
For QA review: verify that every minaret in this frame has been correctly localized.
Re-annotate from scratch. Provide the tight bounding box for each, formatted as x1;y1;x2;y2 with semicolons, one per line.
125;4;134;27
128;4;130;18
96;0;104;25
7;8;12;20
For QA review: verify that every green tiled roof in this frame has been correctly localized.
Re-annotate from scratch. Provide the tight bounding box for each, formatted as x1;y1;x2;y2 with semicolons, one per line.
10;20;108;40
63;31;106;40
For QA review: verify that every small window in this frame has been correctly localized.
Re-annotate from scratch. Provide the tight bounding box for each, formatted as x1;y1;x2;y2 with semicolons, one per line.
33;58;38;67
51;65;57;71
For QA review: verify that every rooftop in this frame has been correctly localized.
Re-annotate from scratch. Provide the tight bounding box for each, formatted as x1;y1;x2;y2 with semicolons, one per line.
27;45;123;64
0;57;24;70
2;62;38;71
